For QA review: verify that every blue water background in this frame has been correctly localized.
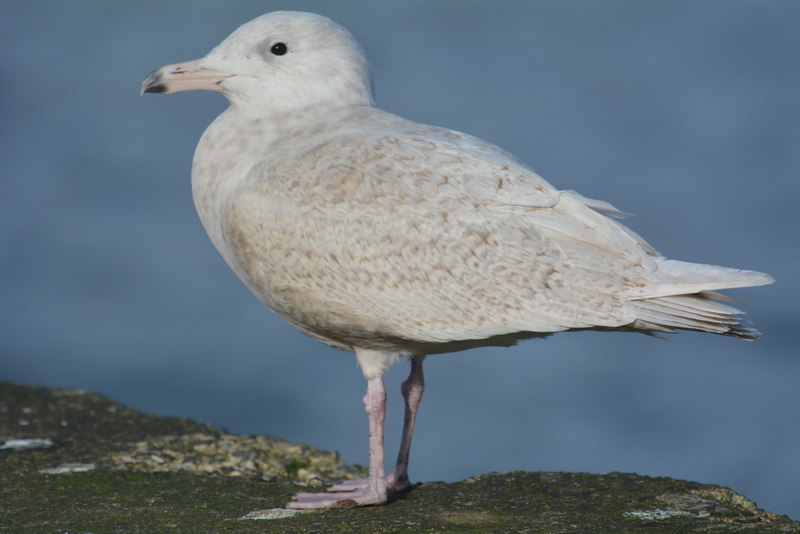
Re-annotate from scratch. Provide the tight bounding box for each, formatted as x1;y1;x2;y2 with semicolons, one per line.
2;0;799;519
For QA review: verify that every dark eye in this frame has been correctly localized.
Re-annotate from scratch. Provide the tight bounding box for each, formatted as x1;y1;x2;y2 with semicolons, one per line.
270;42;288;56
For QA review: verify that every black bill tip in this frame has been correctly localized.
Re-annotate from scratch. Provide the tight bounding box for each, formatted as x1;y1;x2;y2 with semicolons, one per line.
140;69;165;96
143;83;166;95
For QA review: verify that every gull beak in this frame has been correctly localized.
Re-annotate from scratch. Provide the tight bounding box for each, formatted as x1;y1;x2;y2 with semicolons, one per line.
140;59;234;95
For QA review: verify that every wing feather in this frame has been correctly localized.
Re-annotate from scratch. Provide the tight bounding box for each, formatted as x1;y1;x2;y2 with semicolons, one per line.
219;107;770;349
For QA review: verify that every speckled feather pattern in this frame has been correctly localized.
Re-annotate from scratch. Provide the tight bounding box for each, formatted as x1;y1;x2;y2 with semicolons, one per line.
191;104;766;355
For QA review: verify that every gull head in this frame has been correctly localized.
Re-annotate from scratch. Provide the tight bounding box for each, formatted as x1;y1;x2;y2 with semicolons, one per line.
141;11;374;116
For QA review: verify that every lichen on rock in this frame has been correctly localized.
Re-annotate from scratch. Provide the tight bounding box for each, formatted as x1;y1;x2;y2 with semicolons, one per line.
105;431;367;482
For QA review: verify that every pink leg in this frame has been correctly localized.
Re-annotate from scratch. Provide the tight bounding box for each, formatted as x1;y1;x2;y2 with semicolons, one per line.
287;376;388;508
326;356;425;494
387;355;424;491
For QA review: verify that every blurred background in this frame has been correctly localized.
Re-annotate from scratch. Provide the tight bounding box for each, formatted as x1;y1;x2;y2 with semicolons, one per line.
2;0;799;519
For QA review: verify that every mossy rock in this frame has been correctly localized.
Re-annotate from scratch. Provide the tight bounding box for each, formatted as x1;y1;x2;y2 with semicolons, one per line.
2;381;798;533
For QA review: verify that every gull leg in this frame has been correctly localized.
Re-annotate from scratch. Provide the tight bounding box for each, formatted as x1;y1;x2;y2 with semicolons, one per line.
327;356;425;494
287;376;388;508
387;355;424;491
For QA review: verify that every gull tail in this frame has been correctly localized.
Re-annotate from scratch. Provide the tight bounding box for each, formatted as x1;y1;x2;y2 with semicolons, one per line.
631;259;774;340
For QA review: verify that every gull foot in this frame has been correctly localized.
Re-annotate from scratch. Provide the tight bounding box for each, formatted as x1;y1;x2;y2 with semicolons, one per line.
287;488;387;509
325;473;409;493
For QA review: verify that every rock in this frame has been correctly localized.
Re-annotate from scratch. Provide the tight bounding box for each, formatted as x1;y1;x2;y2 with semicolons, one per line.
1;380;797;533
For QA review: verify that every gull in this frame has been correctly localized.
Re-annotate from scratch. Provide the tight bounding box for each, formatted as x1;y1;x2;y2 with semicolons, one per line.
141;11;773;508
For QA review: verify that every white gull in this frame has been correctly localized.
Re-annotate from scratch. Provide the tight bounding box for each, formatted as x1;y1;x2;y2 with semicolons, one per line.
141;11;774;509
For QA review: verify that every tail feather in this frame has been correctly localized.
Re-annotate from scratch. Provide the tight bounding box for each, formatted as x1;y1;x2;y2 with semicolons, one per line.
632;294;755;338
630;261;773;340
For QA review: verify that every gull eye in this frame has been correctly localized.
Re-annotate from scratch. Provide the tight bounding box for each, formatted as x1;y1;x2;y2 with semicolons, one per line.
270;42;288;56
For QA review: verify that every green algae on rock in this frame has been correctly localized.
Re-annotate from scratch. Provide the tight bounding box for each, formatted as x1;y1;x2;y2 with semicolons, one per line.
2;380;798;533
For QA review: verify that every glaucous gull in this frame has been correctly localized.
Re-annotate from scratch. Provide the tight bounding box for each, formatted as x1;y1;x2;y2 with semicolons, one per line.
141;11;774;509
